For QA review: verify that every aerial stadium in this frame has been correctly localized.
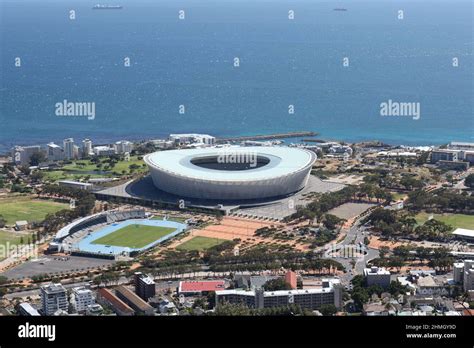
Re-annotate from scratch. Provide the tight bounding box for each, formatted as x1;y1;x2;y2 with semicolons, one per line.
143;146;317;200
48;209;188;258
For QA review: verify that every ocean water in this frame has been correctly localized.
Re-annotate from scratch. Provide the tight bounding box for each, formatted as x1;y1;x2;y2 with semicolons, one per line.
0;0;473;151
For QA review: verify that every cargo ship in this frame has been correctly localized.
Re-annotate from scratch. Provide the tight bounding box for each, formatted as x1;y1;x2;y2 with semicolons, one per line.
92;4;123;9
333;8;348;11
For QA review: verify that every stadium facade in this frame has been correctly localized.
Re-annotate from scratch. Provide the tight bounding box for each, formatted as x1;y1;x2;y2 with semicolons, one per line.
144;146;316;200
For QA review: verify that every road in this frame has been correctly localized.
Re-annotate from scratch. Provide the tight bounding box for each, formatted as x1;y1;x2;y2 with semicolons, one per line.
321;219;380;285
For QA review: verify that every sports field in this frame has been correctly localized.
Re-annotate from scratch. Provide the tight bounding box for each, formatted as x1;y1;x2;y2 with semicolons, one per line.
0;197;69;224
415;212;474;230
177;236;226;251
91;224;176;248
0;231;23;246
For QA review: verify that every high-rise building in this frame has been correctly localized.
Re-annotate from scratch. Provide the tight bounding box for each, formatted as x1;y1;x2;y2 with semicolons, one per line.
71;286;95;312
63;138;75;160
134;272;156;301
82;139;93;157
454;260;474;292
40;283;68;315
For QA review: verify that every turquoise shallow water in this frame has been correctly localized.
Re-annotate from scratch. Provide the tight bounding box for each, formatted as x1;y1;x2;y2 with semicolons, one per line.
0;0;473;151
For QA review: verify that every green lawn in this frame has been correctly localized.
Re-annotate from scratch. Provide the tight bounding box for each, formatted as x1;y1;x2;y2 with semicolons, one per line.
151;215;188;223
0;230;29;260
177;236;226;251
0;230;23;246
61;156;147;176
0;197;69;224
91;224;176;248
390;192;407;201
415;212;474;231
42;170;106;182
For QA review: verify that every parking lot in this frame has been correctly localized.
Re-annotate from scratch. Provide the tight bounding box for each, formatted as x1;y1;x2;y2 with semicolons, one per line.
1;255;115;280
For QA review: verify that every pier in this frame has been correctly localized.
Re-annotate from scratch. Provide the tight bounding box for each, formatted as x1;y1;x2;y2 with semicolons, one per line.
216;131;318;143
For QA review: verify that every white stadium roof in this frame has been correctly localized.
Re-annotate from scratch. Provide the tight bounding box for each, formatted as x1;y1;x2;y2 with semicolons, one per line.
144;146;317;200
144;146;315;182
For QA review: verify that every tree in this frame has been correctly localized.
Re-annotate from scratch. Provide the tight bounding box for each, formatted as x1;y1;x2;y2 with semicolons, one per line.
322;214;345;230
465;174;474;189
379;246;390;259
351;289;369;309
0;276;8;285
263;278;292;291
29;151;47;166
319;304;337;316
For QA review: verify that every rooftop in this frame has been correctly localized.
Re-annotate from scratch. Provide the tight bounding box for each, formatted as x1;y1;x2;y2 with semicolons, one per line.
58;180;93;186
19;303;40;316
41;283;66;294
98;288;134;314
144;146;316;182
115;286;154;312
452;228;474;238
364;267;390;276
416;276;438;287
179;280;226;293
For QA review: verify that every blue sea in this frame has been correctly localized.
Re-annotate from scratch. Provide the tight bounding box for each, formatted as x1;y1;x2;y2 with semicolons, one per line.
0;0;473;151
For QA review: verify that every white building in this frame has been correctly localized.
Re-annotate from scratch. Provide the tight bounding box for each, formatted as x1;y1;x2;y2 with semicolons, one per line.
58;180;93;191
453;262;465;283
40;283;68;316
364;267;391;288
216;278;342;310
415;276;448;296
18;303;41;316
47;143;65;161
86;303;103;316
454;260;474;292
11;145;42;165
449;142;474;151
452;228;474;242
93;145;116;156
328;145;353;157
82;139;93;157
71;286;95;312
63;138;75;160
151;139;174;149
114;140;133;154
169;133;216;147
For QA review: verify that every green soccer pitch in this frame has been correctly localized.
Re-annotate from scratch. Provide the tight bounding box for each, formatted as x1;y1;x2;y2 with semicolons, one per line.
176;236;226;251
91;224;176;248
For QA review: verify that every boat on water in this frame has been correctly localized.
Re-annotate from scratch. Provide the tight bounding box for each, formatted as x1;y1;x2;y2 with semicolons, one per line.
93;4;123;9
333;8;348;11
